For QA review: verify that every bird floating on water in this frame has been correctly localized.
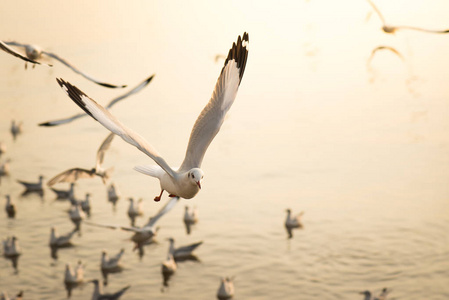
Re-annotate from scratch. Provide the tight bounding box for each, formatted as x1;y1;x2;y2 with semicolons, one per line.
49;226;77;248
285;209;304;239
217;277;235;300
50;182;75;200
360;288;390;300
17;175;44;192
39;74;155;127
5;195;16;218
107;182;120;204
48;133;115;186
183;205;198;234
101;248;125;272
366;0;449;34
10;120;22;141
2;236;21;257
167;237;203;261
89;279;130;300
3;41;126;88
86;196;179;251
0;159;11;176
56;32;249;202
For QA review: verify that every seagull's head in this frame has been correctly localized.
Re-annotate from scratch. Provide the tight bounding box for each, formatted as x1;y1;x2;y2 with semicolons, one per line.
188;168;204;189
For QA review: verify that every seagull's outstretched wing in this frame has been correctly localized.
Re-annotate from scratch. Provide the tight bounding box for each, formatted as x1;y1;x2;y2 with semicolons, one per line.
96;133;115;170
56;78;177;178
179;32;249;171
174;241;203;255
146;196;180;228
0;40;50;66
48;168;95;186
39;75;155;127
43;51;126;88
366;0;386;25
393;25;449;34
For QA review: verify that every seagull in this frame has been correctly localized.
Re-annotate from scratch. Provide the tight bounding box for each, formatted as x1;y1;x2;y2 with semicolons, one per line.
1;40;50;67
80;193;92;216
183;205;198;234
86;196;179;248
17;175;44;192
47;133;115;186
217;277;235;300
366;0;449;34
0;159;11;176
89;279;130;300
10;120;22;140
368;46;404;65
49;226;77;248
3;41;126;88
107;182;120;204
167;237;203;260
161;253;177;275
360;288;390;300
183;205;198;224
5;195;16;218
56;32;249;202
285;209;304;239
39;75;155;127
127;198;143;225
69;203;86;230
0;290;23;300
2;236;21;257
50;183;75;199
101;248;125;272
64;262;81;284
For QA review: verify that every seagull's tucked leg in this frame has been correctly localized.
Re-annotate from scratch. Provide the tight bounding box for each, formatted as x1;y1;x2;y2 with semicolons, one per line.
154;190;164;202
168;194;178;198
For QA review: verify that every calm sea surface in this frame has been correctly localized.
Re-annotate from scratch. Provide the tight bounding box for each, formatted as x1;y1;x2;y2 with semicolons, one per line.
1;1;449;299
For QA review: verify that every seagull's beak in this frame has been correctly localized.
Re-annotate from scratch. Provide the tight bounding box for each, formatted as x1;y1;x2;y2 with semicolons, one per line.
196;181;201;189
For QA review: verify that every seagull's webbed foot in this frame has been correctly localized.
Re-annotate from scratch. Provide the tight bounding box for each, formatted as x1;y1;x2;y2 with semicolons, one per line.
154;190;164;202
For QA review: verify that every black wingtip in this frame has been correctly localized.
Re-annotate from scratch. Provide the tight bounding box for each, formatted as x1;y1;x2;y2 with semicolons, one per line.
38;121;55;127
56;78;97;121
221;32;249;84
97;82;128;89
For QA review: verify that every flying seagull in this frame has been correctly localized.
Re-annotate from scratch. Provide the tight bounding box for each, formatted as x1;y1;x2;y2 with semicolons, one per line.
3;41;126;87
1;40;51;67
47;133;115;186
367;0;449;34
56;32;249;202
368;45;404;64
39;75;155;127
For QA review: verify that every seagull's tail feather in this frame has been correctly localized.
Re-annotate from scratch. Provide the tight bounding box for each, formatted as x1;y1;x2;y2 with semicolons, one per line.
134;165;165;179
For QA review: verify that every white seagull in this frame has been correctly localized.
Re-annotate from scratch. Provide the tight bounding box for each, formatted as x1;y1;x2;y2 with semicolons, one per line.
80;193;92;215
17;175;44;192
2;236;21;257
5;195;16;218
107;183;120;203
39;75;155;127
367;0;449;34
285;209;304;239
127;198;143;219
48;133;115;186
183;205;198;234
101;248;125;272
89;279;130;300
10;120;22;140
50;226;77;248
56;32;249;201
217;277;235;300
50;182;75;199
167;237;203;260
360;288;390;300
3;41;126;88
64;262;83;284
1;40;50;67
